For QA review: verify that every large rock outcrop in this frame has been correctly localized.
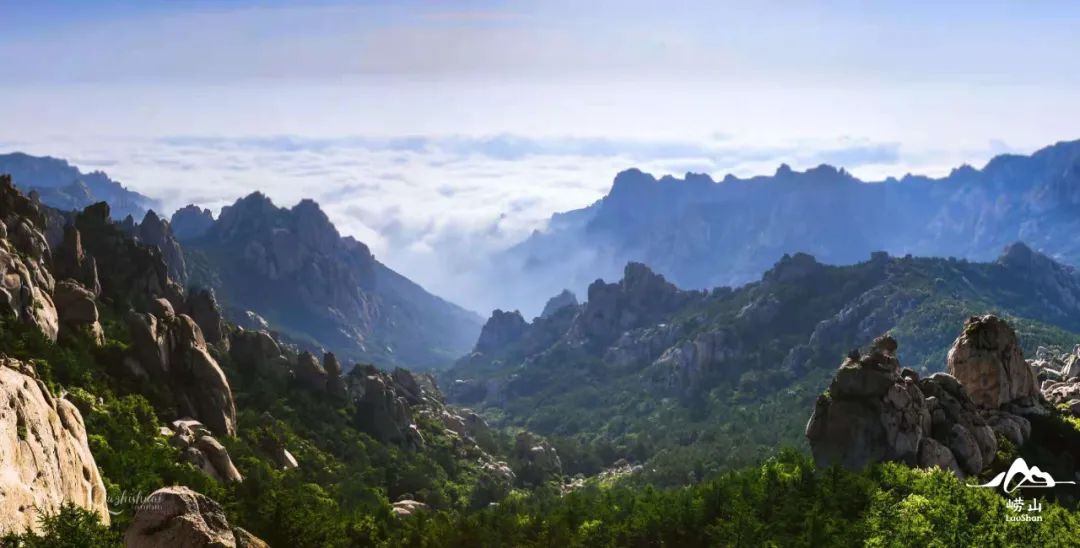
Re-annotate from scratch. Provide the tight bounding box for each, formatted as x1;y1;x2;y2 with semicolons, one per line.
510;431;563;486
52;224;101;297
0;358;109;534
947;315;1039;409
73;201;185;311
806;333;1024;477
170;205;215;241
52;279;104;345
182;288;226;346
127;300;237;436
346;365;415;444
124;486;264;548
0;175;58;341
165;419;243;484
131;210;187;287
474;310;528;354
805;337;932;471
229;329;292;380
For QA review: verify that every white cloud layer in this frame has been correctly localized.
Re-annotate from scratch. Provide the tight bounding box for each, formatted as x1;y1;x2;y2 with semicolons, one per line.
5;132;1026;315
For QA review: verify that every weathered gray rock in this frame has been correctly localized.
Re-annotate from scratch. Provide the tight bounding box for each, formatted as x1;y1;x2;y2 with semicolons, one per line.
166;419;242;484
295;350;328;392
346;365;414;444
947;315;1038;409
511;431;562;486
124;487;238;548
806;342;929;470
53;224;100;296
128;311;237;436
0;178;58;341
134;210;187;286
0;358;109;535
183;288;226;345
324;352;347;399
808;334;1006;479
391;499;429;517
52;279;104;345
229;329;292;379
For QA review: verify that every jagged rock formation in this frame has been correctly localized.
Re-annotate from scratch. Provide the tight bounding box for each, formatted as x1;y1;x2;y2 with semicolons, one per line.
52;279;104;345
127;299;237;436
540;289;578;319
324;352;347;400
73;202;185;310
164;419;243;484
170;204;215;241
128;210;187;286
346;364;416;445
228;329;293;380
182;287;226;346
53;224;101;296
0;152;155;220
0;175;58;341
947;315;1040;410
179;192;481;369
475;310;528;353
294;350;328;392
0;358;109;534
124;486;264;548
571;262;698;345
499;140;1080;316
807;328;1037;477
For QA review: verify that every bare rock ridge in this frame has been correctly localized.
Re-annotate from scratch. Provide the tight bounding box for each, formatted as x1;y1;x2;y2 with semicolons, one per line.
0;358;109;534
807;316;1043;476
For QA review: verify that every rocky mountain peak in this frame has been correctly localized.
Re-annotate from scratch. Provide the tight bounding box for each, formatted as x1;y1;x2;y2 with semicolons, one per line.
475;310;528;354
540;289;579;319
762;252;824;284
170;204;215;241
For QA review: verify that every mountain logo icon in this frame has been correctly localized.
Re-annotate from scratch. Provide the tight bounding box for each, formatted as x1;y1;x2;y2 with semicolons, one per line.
972;458;1077;493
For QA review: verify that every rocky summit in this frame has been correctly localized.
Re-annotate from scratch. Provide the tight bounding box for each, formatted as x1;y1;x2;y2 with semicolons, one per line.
175;192;482;369
806;330;1027;477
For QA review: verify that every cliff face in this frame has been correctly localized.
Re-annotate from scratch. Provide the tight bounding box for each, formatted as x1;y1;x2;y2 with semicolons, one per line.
0;358;110;534
179;193;482;370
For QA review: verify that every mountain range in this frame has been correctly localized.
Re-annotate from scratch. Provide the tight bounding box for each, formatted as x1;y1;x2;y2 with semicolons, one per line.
498;139;1080;315
445;243;1080;481
0;153;156;220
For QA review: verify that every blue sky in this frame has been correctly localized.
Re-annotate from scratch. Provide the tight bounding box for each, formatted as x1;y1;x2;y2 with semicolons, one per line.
2;1;1080;312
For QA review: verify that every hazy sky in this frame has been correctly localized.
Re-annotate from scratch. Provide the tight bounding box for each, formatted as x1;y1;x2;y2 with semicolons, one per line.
3;1;1080;312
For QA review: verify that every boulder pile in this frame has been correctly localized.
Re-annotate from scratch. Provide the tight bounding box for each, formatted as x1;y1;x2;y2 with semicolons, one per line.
807;318;1038;478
